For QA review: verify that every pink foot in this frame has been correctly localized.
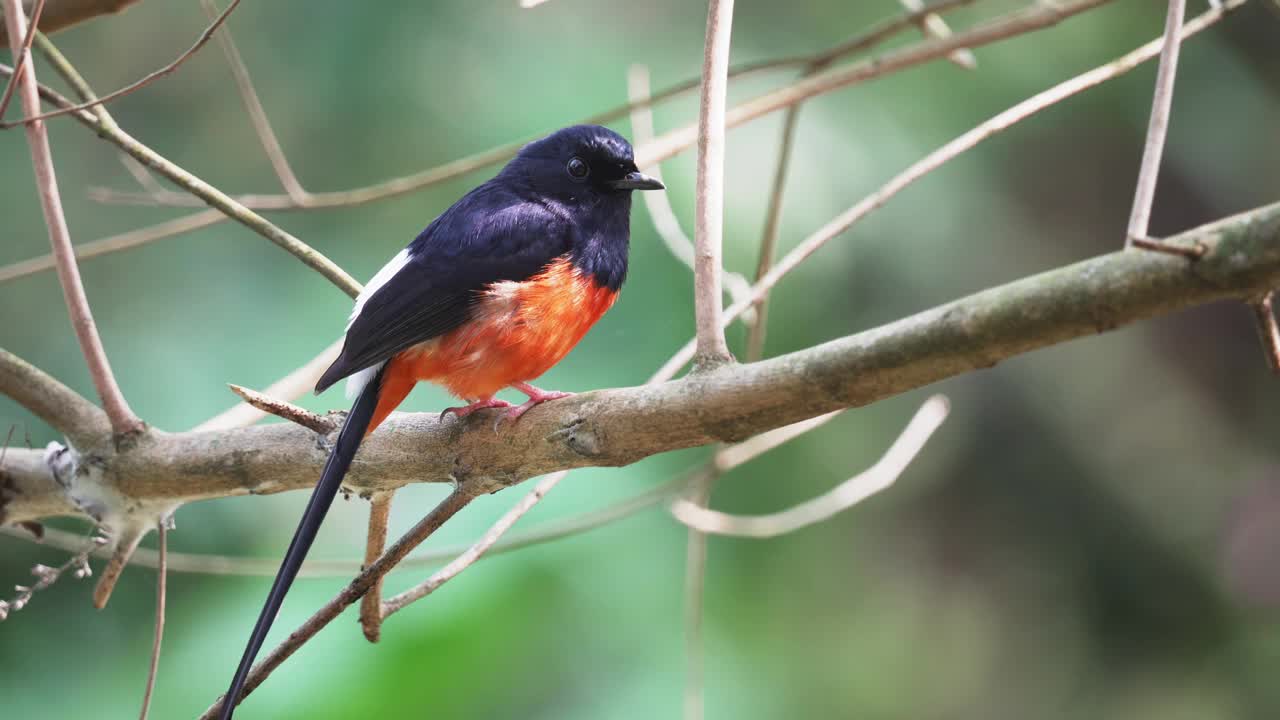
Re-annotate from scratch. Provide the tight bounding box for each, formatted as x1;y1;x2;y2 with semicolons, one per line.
440;397;512;421
495;382;575;429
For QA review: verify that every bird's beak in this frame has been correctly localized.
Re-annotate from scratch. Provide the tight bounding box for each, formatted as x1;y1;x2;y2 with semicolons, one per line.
609;171;665;191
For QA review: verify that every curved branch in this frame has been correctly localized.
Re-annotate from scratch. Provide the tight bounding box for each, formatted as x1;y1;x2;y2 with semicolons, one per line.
0;348;110;448
3;201;1277;525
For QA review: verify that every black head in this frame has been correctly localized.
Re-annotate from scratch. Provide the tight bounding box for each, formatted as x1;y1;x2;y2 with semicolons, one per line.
502;125;664;206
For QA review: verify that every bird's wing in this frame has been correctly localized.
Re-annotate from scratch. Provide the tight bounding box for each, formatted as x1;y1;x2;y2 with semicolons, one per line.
315;186;570;393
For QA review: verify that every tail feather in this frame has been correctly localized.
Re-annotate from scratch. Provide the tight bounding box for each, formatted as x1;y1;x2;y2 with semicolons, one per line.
218;367;384;719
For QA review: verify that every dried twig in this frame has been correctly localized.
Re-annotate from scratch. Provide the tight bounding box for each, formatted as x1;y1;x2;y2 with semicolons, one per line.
5;37;362;298
137;519;168;720
381;471;568;617
1126;0;1186;246
200;0;308;203
202;491;474;720
672;395;949;537
0;0;242;127
0;0;43;120
3;0;142;436
1251;292;1280;374
93;524;144;608
626;64;756;323
195;339;343;431
898;0;977;69
225;384;335;434
0;210;227;284
359;492;393;642
691;0;736;369
653;0;1242;380
0;529;103;620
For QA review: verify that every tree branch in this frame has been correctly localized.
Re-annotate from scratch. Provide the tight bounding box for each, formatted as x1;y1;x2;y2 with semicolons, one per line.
691;0;736;368
1126;0;1186;245
4;0;142;435
4;201;1277;525
0;348;110;448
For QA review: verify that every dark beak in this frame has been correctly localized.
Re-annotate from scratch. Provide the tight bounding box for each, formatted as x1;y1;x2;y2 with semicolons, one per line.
609;171;665;191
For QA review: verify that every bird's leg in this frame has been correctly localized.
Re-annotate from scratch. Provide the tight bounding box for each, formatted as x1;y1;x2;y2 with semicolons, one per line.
498;382;575;427
440;397;512;421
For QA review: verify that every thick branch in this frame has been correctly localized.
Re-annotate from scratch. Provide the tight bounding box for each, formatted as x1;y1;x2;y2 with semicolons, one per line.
0;348;110;447
4;202;1278;525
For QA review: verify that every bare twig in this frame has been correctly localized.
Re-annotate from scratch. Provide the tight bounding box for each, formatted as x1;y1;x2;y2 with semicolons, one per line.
89;0;1003;213
653;0;1241;381
137;519;167;720
92;524;144;608
691;0;736;369
898;0;977;69
1251;292;1280;374
202;490;474;720
118;152;167;195
672;395;949;537
381;471;568;617
745;97;800;362
3;0;142;436
359;492;393;642
195;339;343;431
1130;235;1205;258
626;64;755;323
0;210;227;284
0;528;102;620
225;384;336;434
1125;0;1186;246
8;37;362;298
682;466;716;720
0;0;43;120
0;0;242;127
200;0;307;203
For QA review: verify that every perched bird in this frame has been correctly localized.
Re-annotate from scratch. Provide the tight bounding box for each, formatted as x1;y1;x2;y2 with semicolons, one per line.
218;124;663;718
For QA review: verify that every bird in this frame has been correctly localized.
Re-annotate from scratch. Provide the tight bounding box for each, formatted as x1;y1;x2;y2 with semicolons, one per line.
217;124;663;719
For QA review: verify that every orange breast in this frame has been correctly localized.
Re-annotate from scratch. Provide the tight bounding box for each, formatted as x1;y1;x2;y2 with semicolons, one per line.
395;255;617;402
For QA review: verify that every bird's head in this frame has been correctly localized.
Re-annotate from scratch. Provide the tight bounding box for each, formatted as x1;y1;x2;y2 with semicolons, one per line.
503;125;664;206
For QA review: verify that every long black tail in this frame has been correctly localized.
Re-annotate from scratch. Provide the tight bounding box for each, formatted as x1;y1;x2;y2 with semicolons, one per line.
218;369;383;719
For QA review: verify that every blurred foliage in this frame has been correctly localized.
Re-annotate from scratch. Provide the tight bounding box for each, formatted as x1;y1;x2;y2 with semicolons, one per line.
3;1;1280;718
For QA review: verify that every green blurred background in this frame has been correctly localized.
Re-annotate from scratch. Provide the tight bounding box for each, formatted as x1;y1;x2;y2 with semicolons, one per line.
4;1;1280;718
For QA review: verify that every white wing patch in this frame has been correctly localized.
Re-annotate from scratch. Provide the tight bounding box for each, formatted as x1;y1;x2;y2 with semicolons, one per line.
343;248;413;400
347;248;412;330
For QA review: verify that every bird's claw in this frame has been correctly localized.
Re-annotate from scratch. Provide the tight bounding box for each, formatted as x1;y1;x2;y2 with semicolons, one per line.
439;398;512;422
492;387;575;432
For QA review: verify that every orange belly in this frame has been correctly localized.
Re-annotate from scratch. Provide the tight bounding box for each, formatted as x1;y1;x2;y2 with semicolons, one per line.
368;256;617;431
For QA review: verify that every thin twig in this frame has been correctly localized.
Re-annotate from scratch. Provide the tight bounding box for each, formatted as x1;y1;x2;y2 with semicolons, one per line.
90;0;988;213
0;0;43;120
682;467;716;720
138;519;167;720
898;0;977;69
691;0;736;369
627;64;756;323
1130;235;1205;258
0;210;227;284
0;0;242;127
202;490;474;720
118;152;168;196
381;472;568;617
0;528;103;620
673;396;949;537
1125;0;1186;246
359;492;393;642
226;384;336;434
194;339;343;431
16;35;362;298
93;524;144;608
200;0;308;203
745;97;801;362
1251;292;1280;374
652;0;1240;381
3;0;142;436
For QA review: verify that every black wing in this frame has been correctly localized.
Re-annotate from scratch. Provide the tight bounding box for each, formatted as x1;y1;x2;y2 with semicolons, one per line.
315;184;571;393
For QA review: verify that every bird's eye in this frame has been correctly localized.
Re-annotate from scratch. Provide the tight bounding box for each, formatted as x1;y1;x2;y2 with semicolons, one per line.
566;156;590;180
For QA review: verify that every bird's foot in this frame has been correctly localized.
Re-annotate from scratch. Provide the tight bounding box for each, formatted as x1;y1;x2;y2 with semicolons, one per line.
440;397;512;421
494;383;575;430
